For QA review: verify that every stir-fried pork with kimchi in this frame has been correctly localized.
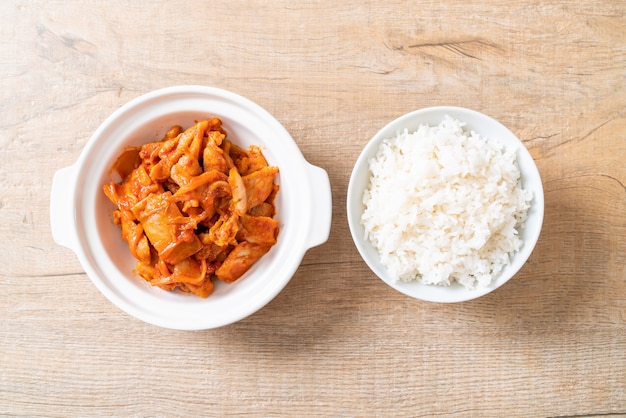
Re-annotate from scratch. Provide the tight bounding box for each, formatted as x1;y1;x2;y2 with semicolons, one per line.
103;118;280;298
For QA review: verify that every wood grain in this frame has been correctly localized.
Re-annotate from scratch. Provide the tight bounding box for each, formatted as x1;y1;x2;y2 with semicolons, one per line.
1;0;625;416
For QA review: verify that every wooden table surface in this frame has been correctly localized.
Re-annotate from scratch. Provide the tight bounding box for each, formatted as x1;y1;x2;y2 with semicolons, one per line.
2;1;625;416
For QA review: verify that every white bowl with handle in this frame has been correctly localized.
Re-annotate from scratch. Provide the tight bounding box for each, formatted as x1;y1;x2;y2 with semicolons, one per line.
50;85;332;330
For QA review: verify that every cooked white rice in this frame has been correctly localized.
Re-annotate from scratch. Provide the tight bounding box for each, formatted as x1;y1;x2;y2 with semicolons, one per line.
361;116;532;289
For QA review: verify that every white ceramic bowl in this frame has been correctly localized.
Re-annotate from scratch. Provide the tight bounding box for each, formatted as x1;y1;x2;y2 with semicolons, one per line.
347;106;544;303
50;85;332;329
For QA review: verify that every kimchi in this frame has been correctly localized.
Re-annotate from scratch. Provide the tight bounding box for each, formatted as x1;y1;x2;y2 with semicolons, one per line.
103;118;280;298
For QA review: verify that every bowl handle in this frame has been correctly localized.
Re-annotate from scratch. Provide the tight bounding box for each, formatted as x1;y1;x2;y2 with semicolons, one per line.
305;162;332;249
50;164;80;252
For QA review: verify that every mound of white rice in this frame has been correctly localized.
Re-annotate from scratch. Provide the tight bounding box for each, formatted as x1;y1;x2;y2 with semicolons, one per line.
361;116;532;289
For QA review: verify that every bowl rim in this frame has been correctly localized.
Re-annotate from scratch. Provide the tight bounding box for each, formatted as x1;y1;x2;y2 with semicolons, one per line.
347;106;544;303
51;85;332;329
